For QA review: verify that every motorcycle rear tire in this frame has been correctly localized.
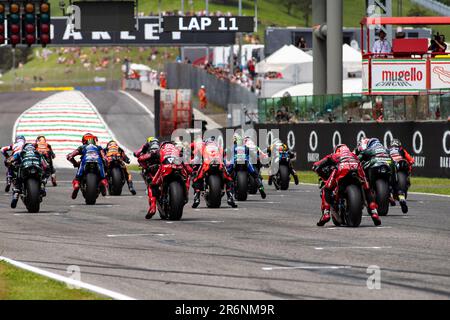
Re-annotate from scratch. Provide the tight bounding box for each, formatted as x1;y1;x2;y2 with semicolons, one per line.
206;175;222;208
168;181;185;221
85;173;98;205
248;175;258;194
279;164;290;190
110;167;123;196
25;178;41;213
236;171;248;201
345;184;363;227
397;171;408;199
375;179;390;216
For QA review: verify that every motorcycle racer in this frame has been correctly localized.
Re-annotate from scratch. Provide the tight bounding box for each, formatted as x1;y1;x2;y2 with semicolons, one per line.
9;143;47;208
105;140;136;195
312;144;381;227
1;135;27;193
66;133;108;200
388;138;414;213
34;135;57;186
134;137;162;219
227;133;266;199
267;139;299;186
191;136;237;209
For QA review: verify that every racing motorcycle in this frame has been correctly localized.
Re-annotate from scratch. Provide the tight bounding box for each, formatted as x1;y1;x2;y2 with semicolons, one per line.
157;144;189;220
106;155;126;196
14;150;46;213
233;145;249;201
363;158;392;216
318;166;365;228
78;145;105;205
272;148;294;190
202;143;225;208
392;157;411;200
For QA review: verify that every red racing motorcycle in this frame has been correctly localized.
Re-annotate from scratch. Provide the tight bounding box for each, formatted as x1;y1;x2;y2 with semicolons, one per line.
155;142;190;220
318;164;365;228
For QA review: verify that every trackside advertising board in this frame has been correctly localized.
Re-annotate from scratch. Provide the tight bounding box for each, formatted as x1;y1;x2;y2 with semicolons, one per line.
371;59;427;94
430;59;450;91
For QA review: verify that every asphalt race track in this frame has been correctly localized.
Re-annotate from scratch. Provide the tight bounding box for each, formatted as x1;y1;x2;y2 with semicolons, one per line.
0;91;449;299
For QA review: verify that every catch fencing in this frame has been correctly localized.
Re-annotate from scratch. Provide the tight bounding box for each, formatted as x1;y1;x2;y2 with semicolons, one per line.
164;63;258;111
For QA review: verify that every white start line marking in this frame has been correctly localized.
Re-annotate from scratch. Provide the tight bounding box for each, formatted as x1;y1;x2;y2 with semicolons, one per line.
107;233;174;238
315;246;392;250
262;265;352;271
13;212;64;216
326;226;393;230
166;220;224;224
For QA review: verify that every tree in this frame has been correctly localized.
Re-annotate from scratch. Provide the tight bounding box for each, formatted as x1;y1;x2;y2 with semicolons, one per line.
281;0;297;15
297;0;312;26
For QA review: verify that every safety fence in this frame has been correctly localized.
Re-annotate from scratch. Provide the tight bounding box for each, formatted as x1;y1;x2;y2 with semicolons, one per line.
164;62;258;111
258;91;450;124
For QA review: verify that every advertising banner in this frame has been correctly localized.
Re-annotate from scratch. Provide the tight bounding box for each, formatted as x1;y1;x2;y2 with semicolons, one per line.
430;59;450;91
254;122;450;178
371;59;427;94
49;17;235;46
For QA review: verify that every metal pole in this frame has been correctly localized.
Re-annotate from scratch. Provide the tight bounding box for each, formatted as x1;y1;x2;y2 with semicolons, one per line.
205;0;208;14
12;48;16;91
326;0;343;95
158;0;162;32
312;0;327;95
181;0;184;14
254;0;258;33
238;0;242;70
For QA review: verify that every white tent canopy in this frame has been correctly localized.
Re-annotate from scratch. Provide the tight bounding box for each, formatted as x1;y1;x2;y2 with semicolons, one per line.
343;43;362;73
271;78;363;97
255;44;313;73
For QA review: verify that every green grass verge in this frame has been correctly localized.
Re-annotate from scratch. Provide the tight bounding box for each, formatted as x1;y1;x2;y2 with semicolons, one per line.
295;170;450;195
0;261;109;300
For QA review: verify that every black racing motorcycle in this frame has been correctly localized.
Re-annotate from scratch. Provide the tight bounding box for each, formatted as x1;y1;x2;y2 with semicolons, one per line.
14;152;46;213
363;158;393;216
106;155;126;196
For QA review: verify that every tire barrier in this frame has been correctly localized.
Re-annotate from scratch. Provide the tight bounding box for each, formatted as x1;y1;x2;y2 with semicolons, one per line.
253;122;450;178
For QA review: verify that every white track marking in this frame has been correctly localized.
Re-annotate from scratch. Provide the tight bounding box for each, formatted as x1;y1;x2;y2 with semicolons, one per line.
13;213;64;216
315;246;392;250
118;90;155;119
326;226;392;230
262;265;352;271
107;233;174;237
166;220;224;224
0;256;136;300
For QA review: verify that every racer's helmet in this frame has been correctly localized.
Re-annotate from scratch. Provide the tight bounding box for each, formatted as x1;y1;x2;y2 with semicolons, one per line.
357;137;370;152
233;132;243;145
15;135;26;144
390;139;402;148
334;144;350;155
36;135;46;143
367;138;382;149
147;136;157;143
107;140;118;148
82;133;95;145
204;136;216;144
149;139;160;151
22;143;36;152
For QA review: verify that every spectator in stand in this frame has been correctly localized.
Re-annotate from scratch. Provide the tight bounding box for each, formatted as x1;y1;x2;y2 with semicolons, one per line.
198;85;207;110
297;37;307;50
429;33;447;54
247;58;256;79
159;72;167;89
372;30;391;56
